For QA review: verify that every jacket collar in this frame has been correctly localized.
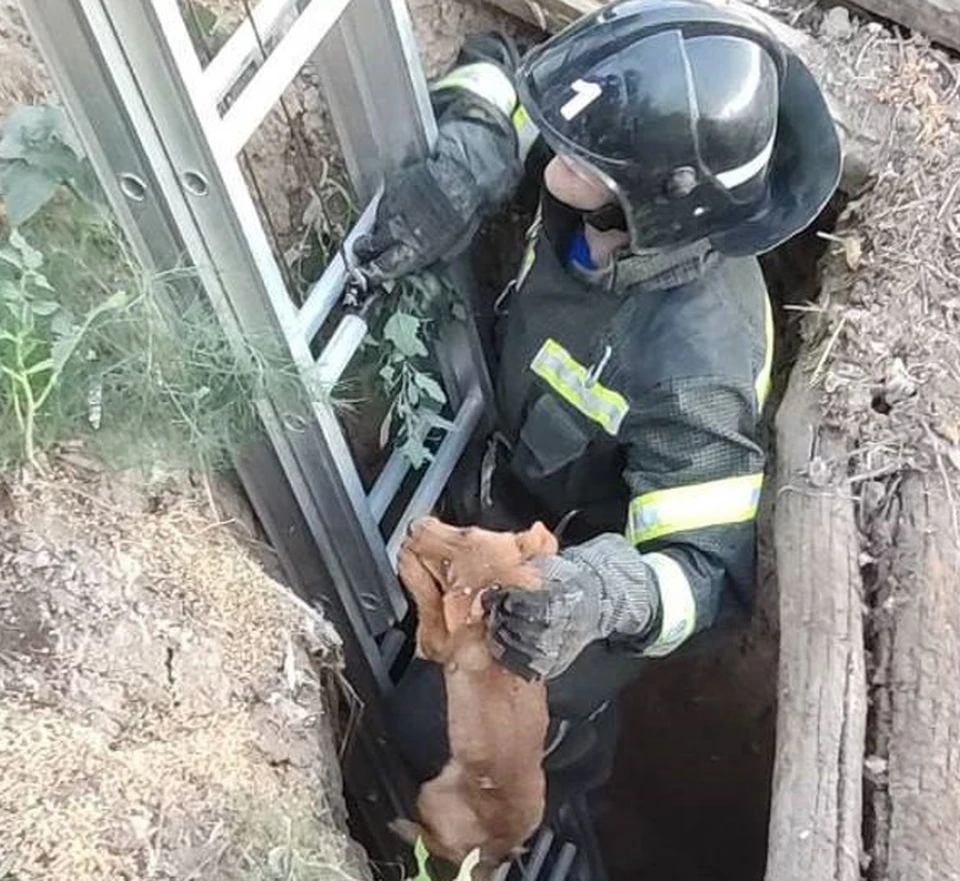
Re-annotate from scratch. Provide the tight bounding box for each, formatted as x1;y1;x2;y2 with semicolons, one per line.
571;238;717;293
541;190;717;294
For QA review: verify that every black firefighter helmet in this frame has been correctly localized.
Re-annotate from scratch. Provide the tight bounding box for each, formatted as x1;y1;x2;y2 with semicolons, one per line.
515;0;842;256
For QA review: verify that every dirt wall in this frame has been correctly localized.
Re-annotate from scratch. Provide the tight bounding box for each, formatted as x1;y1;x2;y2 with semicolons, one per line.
0;462;369;881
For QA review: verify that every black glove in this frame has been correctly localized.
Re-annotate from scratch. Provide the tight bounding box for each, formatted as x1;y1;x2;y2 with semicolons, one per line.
485;559;603;681
484;536;663;681
351;130;484;278
353;85;522;278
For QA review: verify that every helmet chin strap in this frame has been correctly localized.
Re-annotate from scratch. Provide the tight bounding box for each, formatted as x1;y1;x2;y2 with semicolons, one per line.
583;202;627;232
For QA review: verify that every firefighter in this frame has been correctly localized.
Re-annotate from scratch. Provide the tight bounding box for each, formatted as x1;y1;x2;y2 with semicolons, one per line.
355;0;841;812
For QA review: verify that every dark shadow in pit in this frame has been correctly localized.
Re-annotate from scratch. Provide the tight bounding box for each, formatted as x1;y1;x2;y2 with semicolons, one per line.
594;198;842;881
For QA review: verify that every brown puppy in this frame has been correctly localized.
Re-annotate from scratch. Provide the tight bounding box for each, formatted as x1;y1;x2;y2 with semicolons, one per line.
396;517;557;880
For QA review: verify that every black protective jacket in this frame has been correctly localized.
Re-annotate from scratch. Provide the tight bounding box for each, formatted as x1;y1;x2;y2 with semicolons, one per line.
432;54;772;677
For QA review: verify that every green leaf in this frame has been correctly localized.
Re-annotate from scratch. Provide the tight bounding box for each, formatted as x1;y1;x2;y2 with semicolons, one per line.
452;849;481;881
0;247;22;271
50;309;74;338
9;230;44;271
413;372;446;404
1;280;22;302
383;311;427;358
379;363;396;386
0;104;84;161
30;300;59;317
30;272;55;292
50;333;78;374
0;163;60;225
412;837;433;881
402;436;431;470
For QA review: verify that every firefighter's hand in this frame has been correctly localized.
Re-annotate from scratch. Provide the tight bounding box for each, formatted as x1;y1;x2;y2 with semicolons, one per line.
352;145;479;278
353;103;521;278
483;555;604;681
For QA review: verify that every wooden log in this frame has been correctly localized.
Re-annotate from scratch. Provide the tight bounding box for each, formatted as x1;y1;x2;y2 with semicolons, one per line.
482;0;882;193
764;368;867;881
850;0;960;52
879;474;960;881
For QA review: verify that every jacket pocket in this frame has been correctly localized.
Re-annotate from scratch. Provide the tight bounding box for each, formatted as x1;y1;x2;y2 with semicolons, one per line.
512;393;589;485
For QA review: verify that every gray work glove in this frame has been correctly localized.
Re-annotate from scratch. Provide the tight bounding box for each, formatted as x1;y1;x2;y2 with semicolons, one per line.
352;105;521;278
484;534;662;681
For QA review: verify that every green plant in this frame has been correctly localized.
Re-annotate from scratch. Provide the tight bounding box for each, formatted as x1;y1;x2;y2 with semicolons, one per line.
406;838;480;881
367;273;463;469
0;229;127;466
0;216;317;472
0;113;325;473
0;103;101;225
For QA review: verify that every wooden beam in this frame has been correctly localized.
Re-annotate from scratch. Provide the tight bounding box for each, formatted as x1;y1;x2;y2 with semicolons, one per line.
764;371;867;881
850;0;960;52
879;474;960;880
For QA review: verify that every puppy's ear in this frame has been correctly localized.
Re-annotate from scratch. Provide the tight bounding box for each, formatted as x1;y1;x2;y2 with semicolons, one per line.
516;521;558;559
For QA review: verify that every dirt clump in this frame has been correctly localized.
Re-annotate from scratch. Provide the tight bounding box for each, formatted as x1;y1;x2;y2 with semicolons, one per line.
0;459;368;881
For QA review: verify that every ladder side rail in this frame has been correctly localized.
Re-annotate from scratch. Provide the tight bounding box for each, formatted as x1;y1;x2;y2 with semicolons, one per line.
312;0;437;205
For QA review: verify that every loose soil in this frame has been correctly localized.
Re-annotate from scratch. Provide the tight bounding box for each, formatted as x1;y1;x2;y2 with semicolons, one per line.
0;458;368;881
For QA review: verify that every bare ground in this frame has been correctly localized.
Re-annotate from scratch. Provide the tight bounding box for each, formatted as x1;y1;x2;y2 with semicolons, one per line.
0;458;369;881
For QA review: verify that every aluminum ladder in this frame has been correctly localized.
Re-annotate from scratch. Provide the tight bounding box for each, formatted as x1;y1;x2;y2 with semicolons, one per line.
19;0;491;695
18;2;598;877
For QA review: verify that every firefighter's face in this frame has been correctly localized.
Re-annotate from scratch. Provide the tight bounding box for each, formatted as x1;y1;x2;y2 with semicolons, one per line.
544;154;616;211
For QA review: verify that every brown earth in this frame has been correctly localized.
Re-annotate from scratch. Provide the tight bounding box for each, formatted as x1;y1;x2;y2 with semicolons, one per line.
0;458;369;881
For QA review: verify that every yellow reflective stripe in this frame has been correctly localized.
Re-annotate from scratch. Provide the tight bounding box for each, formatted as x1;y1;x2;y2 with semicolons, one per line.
627;473;763;545
755;292;774;410
512;103;539;160
531;338;628;436
642;552;696;657
432;62;517;119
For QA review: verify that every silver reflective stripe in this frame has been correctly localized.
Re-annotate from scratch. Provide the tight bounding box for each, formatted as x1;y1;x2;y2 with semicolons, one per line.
755;291;774;410
642;552;696;657
530;338;629;436
716;129;777;190
627;473;764;545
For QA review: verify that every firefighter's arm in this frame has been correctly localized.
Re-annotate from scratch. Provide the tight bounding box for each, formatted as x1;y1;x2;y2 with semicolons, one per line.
352;34;539;278
486;379;764;680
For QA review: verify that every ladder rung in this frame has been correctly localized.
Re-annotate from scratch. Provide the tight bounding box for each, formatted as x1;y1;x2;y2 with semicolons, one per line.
220;0;353;155
523;829;555;881
316;313;368;386
368;420;430;523
295;194;379;344
546;843;577;881
202;0;297;104
385;385;484;566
